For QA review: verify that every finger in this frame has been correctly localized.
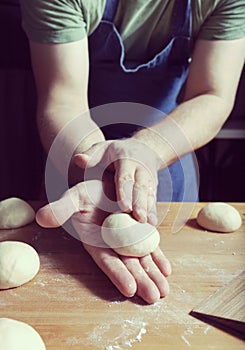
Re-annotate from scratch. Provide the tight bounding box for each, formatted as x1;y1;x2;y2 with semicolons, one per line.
36;186;80;228
132;169;156;223
114;159;135;212
74;142;108;168
36;204;60;228
147;196;158;226
121;256;161;304
139;254;170;297
83;244;137;298
151;247;172;276
36;179;113;229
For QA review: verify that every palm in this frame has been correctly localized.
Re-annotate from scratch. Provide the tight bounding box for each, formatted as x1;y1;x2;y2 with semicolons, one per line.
36;179;171;304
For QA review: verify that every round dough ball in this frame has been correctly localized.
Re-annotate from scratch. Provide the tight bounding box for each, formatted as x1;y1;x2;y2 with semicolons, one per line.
197;202;242;233
0;197;35;229
0;318;46;350
101;213;160;257
0;241;40;289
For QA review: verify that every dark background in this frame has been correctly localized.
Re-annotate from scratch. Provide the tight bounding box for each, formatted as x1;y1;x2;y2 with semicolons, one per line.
0;1;244;202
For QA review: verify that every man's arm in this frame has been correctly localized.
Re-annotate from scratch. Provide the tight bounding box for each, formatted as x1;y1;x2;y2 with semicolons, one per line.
75;38;245;221
29;38;105;178
133;38;245;165
29;38;171;303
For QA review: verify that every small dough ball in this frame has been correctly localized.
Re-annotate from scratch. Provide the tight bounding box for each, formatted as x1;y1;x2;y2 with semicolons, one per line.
101;213;160;257
0;318;46;350
0;241;40;289
197;202;242;233
0;197;35;229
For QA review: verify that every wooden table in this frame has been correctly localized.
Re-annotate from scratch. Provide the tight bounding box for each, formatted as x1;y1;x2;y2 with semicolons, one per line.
0;202;244;349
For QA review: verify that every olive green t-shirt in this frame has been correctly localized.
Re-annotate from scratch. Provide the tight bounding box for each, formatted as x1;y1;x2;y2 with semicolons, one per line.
20;0;245;60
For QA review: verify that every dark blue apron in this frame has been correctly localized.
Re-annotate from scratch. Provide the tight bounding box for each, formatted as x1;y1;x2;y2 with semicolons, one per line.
88;0;199;202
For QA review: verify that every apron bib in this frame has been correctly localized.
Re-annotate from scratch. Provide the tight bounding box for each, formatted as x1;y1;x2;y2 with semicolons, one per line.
88;0;199;202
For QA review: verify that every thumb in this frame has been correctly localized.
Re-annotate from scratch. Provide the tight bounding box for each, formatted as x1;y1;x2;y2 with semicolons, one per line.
36;188;80;228
74;142;108;168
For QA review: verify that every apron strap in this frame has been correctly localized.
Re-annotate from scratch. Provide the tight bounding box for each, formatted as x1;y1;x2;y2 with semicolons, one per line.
102;0;120;22
102;0;191;37
172;0;192;38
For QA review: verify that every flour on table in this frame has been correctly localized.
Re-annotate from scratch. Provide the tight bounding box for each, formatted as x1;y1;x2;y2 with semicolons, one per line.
85;319;147;350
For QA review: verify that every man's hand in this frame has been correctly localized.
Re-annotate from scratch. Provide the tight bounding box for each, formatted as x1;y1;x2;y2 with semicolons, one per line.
36;179;171;304
74;139;162;225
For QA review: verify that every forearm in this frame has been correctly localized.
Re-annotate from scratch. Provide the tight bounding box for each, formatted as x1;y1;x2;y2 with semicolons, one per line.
133;38;245;168
29;39;105;182
38;103;104;153
37;99;105;183
133;93;232;168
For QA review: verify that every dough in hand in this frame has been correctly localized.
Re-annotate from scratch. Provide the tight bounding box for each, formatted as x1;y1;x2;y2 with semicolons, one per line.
197;202;242;233
101;213;160;257
0;197;35;229
0;318;46;350
0;241;40;289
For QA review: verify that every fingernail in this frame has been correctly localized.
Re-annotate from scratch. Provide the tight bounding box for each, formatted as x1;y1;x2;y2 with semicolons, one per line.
166;261;172;276
127;283;136;297
74;154;89;165
148;213;158;226
121;199;132;211
81;154;90;160
137;209;147;223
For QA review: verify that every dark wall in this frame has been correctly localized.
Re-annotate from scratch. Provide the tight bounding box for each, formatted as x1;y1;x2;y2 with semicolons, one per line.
0;2;45;201
197;66;245;202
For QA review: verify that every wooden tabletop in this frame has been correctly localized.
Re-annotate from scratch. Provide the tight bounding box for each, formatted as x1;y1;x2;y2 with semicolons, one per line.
0;202;244;350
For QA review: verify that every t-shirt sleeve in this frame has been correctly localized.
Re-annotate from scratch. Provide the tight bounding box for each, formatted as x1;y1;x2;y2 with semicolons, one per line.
197;0;245;40
19;0;87;43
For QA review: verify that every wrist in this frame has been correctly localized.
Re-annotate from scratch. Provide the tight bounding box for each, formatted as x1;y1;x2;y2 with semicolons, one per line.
132;127;175;169
75;125;105;154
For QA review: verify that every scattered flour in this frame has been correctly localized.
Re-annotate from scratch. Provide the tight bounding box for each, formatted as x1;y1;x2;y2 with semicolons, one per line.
33;281;47;287
204;326;211;335
181;335;191;347
1;246;236;349
180;326;198;347
66;337;84;345
80;253;233;349
32;232;42;242
85;319;147;349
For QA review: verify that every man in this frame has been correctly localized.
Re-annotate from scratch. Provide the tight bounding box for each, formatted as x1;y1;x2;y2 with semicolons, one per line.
20;0;245;303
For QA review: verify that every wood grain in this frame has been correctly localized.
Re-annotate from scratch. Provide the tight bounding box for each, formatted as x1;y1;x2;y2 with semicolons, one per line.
0;202;244;350
192;271;245;322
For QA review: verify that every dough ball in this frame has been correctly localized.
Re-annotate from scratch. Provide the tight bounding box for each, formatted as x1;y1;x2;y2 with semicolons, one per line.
0;241;40;289
0;318;46;350
0;197;35;229
101;213;160;257
197;202;242;233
